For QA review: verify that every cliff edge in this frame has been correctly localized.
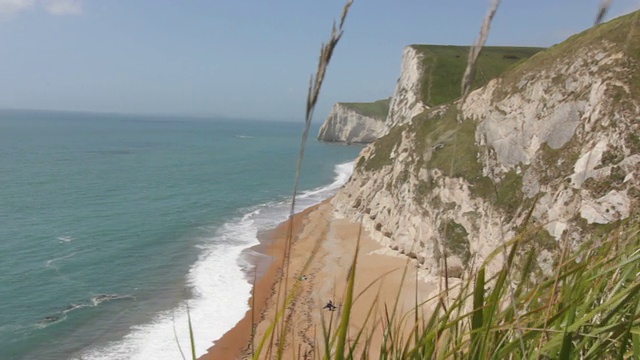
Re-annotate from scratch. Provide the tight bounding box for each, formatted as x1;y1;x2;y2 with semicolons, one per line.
317;100;389;143
386;44;543;128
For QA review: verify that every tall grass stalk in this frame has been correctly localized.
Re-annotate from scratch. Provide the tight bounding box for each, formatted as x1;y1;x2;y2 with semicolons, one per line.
335;224;360;360
186;303;197;360
596;0;614;25
251;1;354;358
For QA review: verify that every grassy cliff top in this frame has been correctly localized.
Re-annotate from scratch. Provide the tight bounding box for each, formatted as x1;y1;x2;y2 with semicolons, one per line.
338;98;390;120
409;45;544;106
502;10;640;97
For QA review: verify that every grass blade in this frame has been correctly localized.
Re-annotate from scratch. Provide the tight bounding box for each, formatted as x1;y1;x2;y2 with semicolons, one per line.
336;226;361;360
186;303;196;360
471;267;485;360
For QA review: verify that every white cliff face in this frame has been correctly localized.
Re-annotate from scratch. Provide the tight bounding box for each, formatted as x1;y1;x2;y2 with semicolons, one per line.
317;103;386;143
385;46;428;129
462;46;626;175
465;43;639;245
333;122;514;280
333;35;640;280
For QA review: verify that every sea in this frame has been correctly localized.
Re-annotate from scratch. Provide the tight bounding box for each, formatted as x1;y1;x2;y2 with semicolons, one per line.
0;110;362;360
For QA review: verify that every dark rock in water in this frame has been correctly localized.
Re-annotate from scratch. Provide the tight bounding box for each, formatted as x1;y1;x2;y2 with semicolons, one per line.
93;294;118;305
42;316;59;323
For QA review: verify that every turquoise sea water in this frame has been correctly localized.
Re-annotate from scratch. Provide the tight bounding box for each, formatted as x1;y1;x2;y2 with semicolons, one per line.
0;110;361;360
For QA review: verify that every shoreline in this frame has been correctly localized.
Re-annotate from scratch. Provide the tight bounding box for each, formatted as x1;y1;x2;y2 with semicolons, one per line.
198;202;321;359
199;198;436;359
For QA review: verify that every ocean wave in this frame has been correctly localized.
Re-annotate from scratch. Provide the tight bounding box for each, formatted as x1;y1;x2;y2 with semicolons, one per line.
46;252;77;269
86;149;133;156
37;294;134;329
76;161;355;360
91;294;136;307
57;236;74;243
35;315;68;329
294;161;354;210
63;303;90;314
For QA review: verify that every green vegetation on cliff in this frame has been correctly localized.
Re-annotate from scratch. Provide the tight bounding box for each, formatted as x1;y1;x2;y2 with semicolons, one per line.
403;104;526;218
339;98;390;119
411;45;543;106
362;124;404;171
500;10;640;105
412;106;481;179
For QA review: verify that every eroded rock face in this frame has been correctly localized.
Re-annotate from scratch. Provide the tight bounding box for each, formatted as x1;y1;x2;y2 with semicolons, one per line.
385;46;428;129
333;22;640;281
317;103;386;143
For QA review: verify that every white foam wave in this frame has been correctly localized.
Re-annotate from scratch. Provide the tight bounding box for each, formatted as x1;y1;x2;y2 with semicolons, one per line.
77;161;355;360
46;252;77;268
91;294;135;307
294;161;354;211
63;303;89;314
78;219;261;360
39;294;135;330
58;236;74;243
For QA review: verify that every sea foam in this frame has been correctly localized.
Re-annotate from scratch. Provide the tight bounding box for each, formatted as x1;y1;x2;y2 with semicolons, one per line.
78;161;354;360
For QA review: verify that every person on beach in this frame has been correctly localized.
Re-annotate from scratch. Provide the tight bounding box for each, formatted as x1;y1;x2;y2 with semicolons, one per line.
323;300;336;311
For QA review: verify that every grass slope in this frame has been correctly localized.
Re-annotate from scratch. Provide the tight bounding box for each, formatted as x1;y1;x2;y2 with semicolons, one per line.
502;10;640;101
410;45;544;106
338;98;390;120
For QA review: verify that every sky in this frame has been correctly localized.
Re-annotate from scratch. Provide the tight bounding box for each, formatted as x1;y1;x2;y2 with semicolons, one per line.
0;0;639;122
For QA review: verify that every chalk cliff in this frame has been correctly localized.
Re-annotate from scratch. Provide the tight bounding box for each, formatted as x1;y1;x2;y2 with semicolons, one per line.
317;100;388;143
332;12;640;280
385;44;543;130
319;45;541;144
385;46;428;129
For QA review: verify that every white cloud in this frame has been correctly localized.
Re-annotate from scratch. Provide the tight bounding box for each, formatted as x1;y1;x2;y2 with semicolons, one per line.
0;0;82;17
43;0;82;15
0;0;35;16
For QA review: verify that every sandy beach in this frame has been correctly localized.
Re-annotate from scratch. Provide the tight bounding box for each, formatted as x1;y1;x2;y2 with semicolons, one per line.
199;199;436;359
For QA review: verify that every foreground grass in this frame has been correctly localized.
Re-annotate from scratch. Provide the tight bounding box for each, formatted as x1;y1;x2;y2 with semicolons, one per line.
251;216;639;359
397;220;640;360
